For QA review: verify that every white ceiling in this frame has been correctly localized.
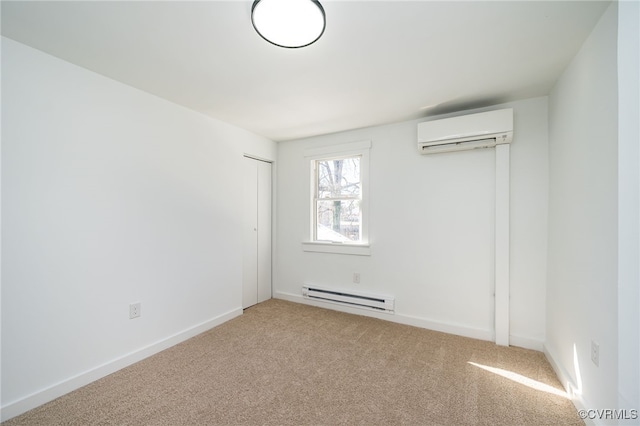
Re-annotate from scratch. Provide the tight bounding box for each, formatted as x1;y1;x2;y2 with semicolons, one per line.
1;1;610;142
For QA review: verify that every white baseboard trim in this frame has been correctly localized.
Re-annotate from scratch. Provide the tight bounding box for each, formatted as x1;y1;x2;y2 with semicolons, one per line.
390;311;494;342
1;307;242;422
543;343;596;426
275;290;495;342
509;334;544;352
276;291;544;351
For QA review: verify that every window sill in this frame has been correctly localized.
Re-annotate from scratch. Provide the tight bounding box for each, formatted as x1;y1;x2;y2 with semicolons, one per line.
302;242;371;256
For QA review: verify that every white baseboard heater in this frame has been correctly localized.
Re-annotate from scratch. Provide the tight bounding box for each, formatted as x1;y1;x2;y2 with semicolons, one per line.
302;285;395;313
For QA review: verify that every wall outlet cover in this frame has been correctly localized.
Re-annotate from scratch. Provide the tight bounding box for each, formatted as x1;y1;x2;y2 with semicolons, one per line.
129;302;141;319
591;340;599;366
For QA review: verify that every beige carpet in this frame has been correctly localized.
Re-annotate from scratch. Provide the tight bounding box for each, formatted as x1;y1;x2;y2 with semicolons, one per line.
4;299;583;425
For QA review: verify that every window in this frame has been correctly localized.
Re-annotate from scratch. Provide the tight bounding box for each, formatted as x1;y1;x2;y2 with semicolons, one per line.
303;141;370;255
314;156;362;242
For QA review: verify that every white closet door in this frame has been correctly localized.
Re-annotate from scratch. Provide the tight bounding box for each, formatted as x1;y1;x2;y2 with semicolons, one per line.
242;157;272;309
243;157;259;309
257;160;272;303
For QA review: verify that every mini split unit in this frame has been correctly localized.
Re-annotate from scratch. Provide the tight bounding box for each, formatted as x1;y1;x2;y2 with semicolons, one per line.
417;108;513;154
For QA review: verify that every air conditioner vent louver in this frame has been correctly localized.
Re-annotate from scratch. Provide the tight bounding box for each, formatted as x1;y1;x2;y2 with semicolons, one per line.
418;108;513;154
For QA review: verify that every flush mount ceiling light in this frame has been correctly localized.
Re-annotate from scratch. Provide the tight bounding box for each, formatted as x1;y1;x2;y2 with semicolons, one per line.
251;0;326;48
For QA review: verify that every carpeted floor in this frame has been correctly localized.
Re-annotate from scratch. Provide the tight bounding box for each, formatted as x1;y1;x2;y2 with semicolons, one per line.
3;299;583;425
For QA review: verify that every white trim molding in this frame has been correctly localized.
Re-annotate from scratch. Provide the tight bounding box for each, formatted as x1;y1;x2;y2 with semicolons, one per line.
304;140;371;253
0;308;242;422
276;291;543;351
495;143;510;346
302;241;371;256
543;343;597;426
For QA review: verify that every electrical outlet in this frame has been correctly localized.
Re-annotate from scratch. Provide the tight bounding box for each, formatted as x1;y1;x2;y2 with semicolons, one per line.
129;302;141;319
353;273;361;284
591;340;599;366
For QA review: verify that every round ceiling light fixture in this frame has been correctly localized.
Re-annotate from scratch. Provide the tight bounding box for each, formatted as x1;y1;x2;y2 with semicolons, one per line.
251;0;326;48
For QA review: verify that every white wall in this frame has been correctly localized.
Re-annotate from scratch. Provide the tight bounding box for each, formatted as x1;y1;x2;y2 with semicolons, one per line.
545;2;619;418
275;97;549;349
617;0;640;418
1;37;275;420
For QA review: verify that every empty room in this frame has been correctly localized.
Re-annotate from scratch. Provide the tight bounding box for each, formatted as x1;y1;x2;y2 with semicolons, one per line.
1;0;639;425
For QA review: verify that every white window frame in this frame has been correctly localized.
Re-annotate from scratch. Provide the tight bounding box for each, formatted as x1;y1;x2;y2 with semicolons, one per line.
302;141;371;256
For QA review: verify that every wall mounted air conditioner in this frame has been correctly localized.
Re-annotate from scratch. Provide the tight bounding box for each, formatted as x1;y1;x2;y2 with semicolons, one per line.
417;108;513;154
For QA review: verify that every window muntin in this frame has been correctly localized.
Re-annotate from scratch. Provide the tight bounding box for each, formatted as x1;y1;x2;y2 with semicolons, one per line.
313;156;362;243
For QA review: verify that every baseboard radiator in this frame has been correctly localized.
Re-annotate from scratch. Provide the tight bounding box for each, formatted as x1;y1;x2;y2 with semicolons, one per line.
302;285;395;313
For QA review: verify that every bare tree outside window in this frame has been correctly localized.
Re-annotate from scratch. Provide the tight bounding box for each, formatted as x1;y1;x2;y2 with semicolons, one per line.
314;156;361;242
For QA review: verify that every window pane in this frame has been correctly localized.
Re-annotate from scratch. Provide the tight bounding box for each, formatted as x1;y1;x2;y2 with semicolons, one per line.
317;157;360;199
316;199;361;242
